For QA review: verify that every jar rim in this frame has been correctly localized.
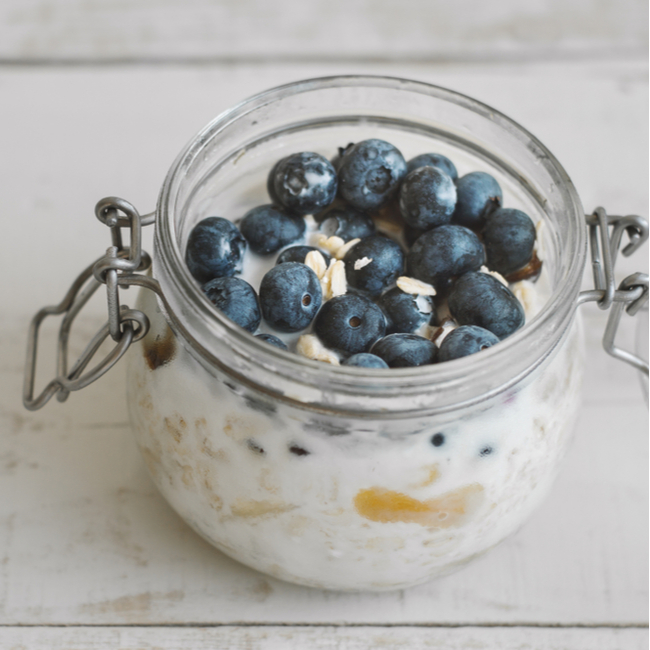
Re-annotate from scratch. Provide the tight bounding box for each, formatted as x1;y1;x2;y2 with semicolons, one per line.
154;74;586;412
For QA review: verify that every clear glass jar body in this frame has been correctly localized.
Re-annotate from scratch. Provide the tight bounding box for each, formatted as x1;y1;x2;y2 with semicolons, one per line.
126;77;587;591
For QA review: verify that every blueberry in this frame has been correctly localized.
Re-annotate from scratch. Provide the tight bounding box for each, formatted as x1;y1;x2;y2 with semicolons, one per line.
452;172;502;231
378;287;434;334
438;325;500;362
370;333;438;368
399;166;457;230
271;152;338;215
318;206;376;242
266;157;285;204
406;153;458;181
448;272;525;340
276;245;331;266
239;205;305;255
337;139;407;211
407;224;485;292
313;294;386;355
431;433;445;447
259;262;322;333
482;208;537;276
255;333;288;351
404;223;427;248
342;353;390;369
185;217;247;283
331;143;355;170
344;235;405;297
203;277;261;333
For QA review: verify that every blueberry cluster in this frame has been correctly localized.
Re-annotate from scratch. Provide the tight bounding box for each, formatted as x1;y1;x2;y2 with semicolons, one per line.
184;139;541;369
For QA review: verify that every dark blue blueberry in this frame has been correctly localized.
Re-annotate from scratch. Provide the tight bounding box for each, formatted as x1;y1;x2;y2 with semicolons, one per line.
370;333;438;368
185;217;246;284
482;208;537;276
337;139;407;211
431;433;445;447
255;333;289;351
313;294;386;355
428;307;443;328
276;245;331;266
378;287;434;334
343;235;405;297
407;224;485;292
404;223;427;248
438;325;500;362
448;272;525;340
452;172;502;231
479;446;493;457
266;157;285;204
271;152;338;216
318;206;376;242
342;353;389;369
259;262;322;333
331;143;355;170
239;205;305;255
399;166;457;230
406;153;458;181
203;277;261;333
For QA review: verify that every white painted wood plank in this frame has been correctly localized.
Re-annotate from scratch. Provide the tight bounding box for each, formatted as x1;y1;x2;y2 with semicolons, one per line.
0;61;647;626
0;626;647;650
0;0;646;62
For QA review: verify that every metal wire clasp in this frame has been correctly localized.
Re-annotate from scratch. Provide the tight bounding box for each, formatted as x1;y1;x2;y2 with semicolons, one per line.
578;207;649;375
23;198;157;411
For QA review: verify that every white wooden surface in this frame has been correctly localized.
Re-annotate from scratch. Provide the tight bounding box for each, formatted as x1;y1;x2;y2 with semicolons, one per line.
0;58;647;648
0;0;646;62
0;626;648;650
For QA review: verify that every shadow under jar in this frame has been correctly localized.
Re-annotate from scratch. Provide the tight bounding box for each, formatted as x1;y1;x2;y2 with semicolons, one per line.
126;77;586;591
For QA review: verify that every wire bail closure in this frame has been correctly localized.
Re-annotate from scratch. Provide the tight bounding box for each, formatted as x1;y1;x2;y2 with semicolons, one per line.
23;200;649;411
578;207;649;375
23;198;156;411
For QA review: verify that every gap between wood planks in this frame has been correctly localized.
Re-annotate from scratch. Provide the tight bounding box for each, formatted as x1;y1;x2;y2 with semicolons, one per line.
0;50;645;67
0;623;646;628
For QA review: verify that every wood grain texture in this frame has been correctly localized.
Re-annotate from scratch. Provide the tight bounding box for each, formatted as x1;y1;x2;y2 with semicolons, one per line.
0;61;647;631
0;0;647;62
0;626;648;650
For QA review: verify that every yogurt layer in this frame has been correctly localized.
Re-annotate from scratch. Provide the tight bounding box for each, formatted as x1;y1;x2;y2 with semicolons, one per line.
126;276;583;590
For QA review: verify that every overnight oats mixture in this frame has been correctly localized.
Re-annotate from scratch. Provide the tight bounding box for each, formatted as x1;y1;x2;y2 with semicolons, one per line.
127;138;583;590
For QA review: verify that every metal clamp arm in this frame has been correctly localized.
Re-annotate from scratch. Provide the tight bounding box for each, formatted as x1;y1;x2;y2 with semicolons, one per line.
23;198;157;411
578;207;649;375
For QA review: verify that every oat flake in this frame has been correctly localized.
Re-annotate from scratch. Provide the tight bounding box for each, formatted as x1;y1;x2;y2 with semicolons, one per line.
296;335;340;365
396;276;437;296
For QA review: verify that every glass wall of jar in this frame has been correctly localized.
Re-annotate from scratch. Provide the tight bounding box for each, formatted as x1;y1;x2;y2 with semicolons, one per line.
125;77;587;590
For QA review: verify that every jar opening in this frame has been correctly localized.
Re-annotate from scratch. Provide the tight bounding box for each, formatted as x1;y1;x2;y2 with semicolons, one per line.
154;75;586;414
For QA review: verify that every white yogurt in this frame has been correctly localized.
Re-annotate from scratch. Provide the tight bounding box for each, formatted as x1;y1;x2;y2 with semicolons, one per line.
126;292;582;590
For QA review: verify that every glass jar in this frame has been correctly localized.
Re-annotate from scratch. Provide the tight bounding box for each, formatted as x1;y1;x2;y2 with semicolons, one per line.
24;76;648;592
